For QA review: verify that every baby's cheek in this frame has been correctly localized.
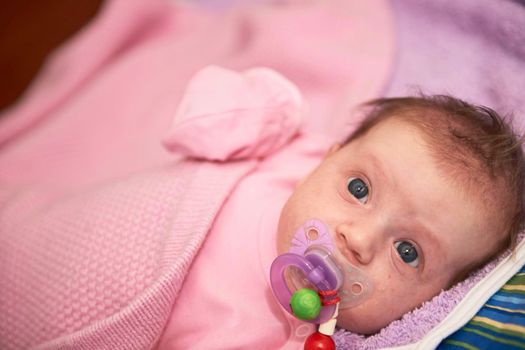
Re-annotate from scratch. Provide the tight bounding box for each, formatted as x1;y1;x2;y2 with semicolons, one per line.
276;205;300;253
336;303;393;335
336;281;418;335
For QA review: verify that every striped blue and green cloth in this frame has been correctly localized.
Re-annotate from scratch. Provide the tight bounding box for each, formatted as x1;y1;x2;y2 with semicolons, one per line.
438;264;525;350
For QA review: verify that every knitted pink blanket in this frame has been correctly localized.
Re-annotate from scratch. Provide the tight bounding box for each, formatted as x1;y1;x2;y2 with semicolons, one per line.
0;1;394;349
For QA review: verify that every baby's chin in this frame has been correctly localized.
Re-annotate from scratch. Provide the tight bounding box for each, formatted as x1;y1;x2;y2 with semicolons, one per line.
336;307;392;335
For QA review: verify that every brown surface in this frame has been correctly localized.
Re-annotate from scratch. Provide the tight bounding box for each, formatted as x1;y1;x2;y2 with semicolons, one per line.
0;0;104;112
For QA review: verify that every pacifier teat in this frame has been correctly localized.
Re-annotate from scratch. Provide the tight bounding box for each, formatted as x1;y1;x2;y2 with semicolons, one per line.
270;219;373;324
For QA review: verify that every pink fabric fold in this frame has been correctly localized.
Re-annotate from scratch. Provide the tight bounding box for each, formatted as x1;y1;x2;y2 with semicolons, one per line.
0;0;172;147
163;66;303;160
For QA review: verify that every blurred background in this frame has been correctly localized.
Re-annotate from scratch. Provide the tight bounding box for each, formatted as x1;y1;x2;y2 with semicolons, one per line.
0;1;103;111
1;0;524;128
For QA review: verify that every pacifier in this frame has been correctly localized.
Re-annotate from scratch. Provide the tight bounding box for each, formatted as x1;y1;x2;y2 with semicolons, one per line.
270;219;373;349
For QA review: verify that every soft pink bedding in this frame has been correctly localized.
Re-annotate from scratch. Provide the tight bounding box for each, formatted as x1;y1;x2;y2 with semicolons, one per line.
0;0;394;349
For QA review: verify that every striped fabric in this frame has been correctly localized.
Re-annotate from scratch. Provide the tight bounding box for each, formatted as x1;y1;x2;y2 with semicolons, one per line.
438;265;525;350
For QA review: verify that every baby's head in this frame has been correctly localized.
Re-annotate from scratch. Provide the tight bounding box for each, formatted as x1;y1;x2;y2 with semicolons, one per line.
276;95;525;334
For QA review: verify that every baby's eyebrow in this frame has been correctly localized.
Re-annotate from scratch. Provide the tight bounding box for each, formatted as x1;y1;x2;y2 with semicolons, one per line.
363;151;392;186
413;221;438;244
407;220;443;261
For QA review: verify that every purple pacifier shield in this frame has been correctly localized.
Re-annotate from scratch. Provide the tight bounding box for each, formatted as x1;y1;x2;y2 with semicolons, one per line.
289;219;335;256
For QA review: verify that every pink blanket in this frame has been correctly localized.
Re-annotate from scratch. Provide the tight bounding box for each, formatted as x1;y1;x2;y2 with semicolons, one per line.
0;0;394;348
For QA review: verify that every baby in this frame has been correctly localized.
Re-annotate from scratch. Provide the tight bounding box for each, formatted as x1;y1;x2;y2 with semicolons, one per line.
276;95;525;335
158;72;524;349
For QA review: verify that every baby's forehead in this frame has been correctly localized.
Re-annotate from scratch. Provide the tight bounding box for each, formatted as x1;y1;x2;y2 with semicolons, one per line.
353;111;478;172
350;117;428;154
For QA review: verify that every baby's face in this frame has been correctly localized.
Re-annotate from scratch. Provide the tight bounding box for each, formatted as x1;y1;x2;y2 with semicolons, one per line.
277;118;501;334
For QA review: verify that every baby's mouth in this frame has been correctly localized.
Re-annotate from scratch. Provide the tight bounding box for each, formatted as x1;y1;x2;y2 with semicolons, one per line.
273;219;375;312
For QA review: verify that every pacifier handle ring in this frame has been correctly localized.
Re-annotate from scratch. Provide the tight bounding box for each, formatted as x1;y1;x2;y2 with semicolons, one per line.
270;253;338;324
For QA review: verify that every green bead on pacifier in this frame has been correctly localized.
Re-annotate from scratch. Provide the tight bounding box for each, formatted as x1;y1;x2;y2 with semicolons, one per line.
290;288;321;320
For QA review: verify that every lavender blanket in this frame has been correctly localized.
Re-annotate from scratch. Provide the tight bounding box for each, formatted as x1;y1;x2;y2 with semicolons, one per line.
386;0;525;132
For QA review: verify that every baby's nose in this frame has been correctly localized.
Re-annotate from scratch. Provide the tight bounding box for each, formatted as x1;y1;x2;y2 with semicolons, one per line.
336;223;376;265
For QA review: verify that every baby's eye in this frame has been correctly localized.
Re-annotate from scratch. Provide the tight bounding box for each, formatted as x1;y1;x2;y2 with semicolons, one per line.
347;177;369;204
394;241;420;268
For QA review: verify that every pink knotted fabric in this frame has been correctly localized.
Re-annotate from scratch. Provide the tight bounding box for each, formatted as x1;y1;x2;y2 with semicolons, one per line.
163;66;303;160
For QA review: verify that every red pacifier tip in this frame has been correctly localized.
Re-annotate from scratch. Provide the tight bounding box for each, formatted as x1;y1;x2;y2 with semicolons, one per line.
304;331;336;350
